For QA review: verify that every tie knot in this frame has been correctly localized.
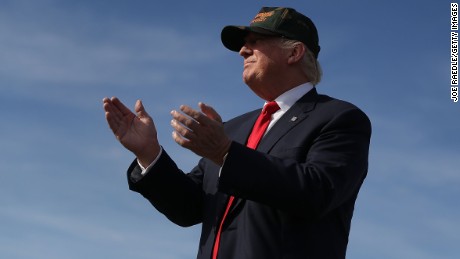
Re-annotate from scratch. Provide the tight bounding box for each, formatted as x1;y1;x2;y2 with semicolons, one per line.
263;101;280;115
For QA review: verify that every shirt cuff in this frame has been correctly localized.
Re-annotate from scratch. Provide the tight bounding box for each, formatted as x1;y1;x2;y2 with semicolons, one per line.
218;152;229;177
137;146;163;176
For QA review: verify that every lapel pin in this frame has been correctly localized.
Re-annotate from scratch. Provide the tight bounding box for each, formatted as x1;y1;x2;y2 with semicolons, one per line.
290;116;298;122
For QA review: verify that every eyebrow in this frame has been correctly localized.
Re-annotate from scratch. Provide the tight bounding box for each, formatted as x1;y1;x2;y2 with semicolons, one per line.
244;35;279;43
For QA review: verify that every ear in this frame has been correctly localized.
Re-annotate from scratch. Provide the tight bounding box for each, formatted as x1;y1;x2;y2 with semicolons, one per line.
287;43;306;65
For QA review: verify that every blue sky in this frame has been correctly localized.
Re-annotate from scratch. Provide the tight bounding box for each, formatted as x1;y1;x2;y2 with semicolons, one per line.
0;0;457;258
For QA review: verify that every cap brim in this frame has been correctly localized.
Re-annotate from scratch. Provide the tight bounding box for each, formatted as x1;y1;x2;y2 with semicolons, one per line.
221;25;279;52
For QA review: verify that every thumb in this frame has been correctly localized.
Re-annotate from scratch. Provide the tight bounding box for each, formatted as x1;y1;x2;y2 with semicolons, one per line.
199;102;222;123
134;100;150;118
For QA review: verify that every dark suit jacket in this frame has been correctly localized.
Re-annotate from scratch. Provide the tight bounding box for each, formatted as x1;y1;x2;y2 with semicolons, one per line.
127;89;372;259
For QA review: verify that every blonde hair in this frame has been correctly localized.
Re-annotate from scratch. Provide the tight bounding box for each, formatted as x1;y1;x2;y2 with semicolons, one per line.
279;39;322;86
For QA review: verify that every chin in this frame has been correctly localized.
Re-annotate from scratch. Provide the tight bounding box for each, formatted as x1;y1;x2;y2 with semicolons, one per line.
242;72;257;85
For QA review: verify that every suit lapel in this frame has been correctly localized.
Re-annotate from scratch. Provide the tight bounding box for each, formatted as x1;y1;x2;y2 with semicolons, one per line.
257;89;318;153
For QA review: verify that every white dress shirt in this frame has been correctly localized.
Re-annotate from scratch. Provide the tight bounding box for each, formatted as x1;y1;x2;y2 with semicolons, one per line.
265;82;313;133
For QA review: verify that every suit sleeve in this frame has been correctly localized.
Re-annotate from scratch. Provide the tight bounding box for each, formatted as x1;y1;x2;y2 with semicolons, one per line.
127;150;205;227
218;107;372;218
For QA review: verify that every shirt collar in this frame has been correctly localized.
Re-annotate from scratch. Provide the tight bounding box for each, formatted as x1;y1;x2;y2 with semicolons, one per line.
268;82;314;112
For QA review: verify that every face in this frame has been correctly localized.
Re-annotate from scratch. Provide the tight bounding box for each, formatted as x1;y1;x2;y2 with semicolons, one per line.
239;32;288;99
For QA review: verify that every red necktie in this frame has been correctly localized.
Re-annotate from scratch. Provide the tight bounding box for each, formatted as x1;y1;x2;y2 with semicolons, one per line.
212;101;280;259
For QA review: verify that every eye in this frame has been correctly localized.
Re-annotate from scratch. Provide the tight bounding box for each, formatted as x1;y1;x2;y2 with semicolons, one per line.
245;38;264;46
245;39;256;45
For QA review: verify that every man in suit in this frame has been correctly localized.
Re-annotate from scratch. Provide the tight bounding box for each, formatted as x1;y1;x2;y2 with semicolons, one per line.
103;6;371;259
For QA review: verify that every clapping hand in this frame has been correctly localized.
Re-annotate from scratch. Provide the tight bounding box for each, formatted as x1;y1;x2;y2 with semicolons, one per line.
171;102;231;166
103;97;160;167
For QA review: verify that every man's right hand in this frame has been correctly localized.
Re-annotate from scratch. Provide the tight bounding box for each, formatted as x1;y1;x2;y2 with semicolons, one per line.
103;97;160;167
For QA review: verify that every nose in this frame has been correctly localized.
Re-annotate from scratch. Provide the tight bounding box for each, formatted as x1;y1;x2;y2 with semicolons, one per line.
239;45;251;58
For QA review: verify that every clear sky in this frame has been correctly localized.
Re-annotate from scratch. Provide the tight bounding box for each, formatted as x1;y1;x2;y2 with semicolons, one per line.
0;0;457;258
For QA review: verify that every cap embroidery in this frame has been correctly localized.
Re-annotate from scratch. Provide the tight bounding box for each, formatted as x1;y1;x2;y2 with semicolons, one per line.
251;11;275;23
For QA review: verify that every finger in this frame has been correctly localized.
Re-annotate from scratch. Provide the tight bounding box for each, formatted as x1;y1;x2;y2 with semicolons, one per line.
134;99;151;119
103;97;137;140
171;118;197;140
108;97;133;125
199;102;222;123
103;97;128;124
111;97;134;117
103;97;124;127
172;130;191;148
171;109;200;131
179;105;212;126
102;97;111;106
103;97;116;113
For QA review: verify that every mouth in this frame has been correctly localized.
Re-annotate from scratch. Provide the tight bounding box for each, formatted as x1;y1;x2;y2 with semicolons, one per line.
244;60;255;68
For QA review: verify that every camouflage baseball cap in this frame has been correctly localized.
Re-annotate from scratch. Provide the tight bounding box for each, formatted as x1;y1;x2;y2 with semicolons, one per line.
221;7;320;58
